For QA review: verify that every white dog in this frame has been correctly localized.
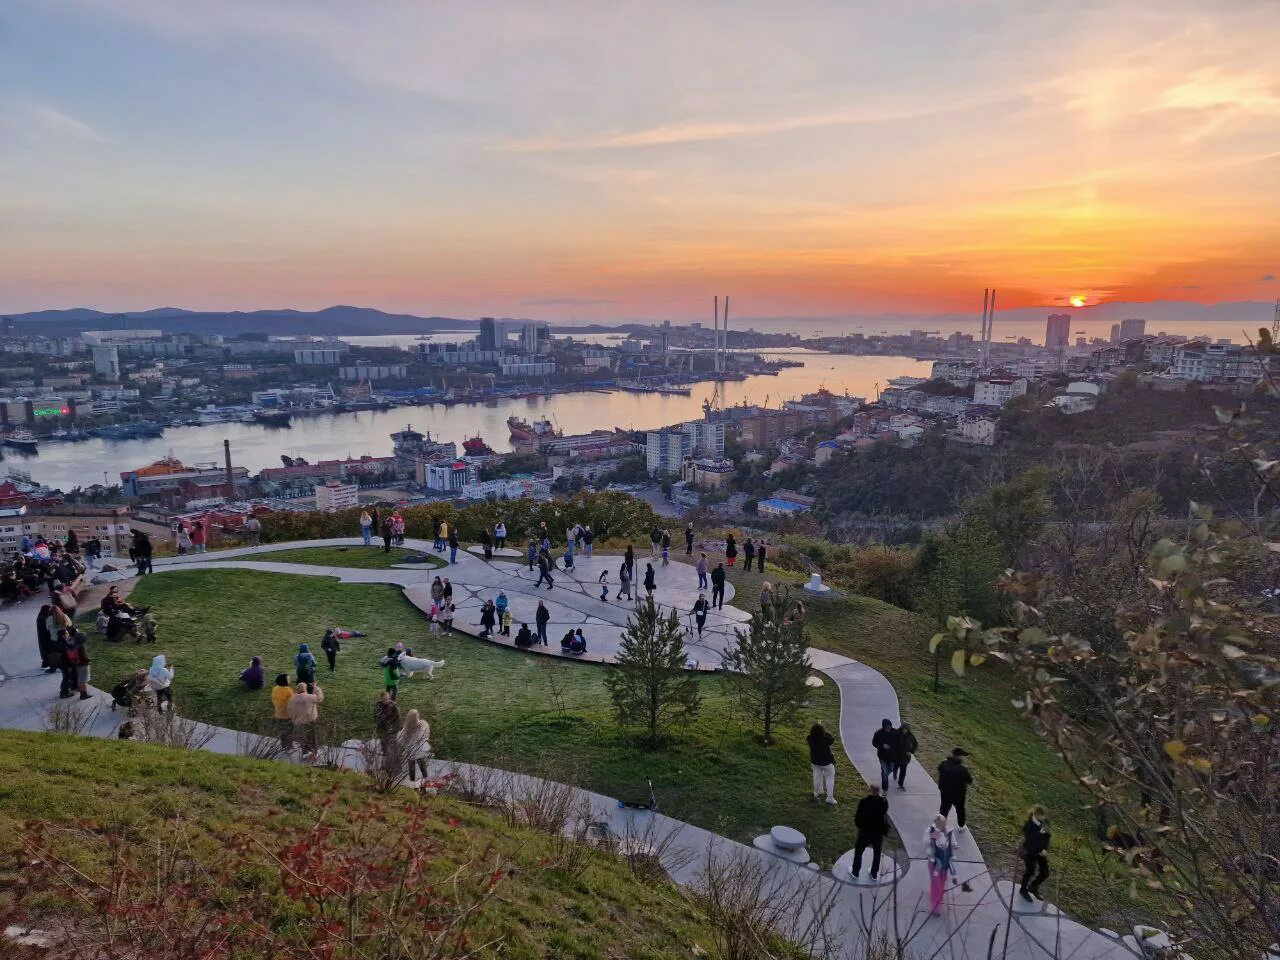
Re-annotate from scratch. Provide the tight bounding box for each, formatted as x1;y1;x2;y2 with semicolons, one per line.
399;654;445;679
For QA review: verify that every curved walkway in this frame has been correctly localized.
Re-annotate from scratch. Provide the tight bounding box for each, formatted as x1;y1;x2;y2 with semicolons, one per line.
0;538;1138;960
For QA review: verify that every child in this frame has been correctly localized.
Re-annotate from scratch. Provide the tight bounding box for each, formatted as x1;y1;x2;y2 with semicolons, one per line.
139;611;159;644
441;601;455;634
661;543;670;566
598;569;609;602
428;603;441;635
500;608;512;637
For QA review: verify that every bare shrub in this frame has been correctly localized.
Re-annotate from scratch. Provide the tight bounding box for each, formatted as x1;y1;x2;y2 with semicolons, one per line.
234;727;289;762
132;707;216;750
438;761;514;809
42;699;102;736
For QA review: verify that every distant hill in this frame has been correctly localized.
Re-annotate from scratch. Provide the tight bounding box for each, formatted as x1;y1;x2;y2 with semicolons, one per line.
1;305;480;337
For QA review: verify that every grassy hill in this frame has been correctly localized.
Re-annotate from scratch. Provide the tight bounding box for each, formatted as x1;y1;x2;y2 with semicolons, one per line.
0;730;718;960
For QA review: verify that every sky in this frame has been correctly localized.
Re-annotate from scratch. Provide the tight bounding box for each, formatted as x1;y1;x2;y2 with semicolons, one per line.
1;0;1277;322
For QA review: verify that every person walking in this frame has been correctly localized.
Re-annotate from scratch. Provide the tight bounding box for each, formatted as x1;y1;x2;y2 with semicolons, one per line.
684;523;694;556
725;533;737;567
400;708;431;781
381;648;402;700
937;748;973;830
480;528;493;560
643;562;656;599
447;527;459;565
760;581;774;615
244;515;262;546
133;531;153;574
271;674;294;749
893;722;918;790
872;719;898;792
852;785;890;879
373;690;400;753
288;682;324;763
294;643;317;686
494;520;507;550
744;538;756;570
924;815;958;916
535;601;551;646
1018;806;1051;902
660;530;670;566
381;516;394;553
756;541;767;573
84;536;101;570
359;510;373;546
616;562;632;601
526;539;538;572
536;552;554;590
582;525;593;557
320;629;341;672
696;552;709;590
190;521;206;554
690;593;709;637
176;527;192;556
438;520;449;553
35;604;55;673
649;526;661;559
148;653;174;712
495;591;509;633
807;722;837;804
710;562;726;609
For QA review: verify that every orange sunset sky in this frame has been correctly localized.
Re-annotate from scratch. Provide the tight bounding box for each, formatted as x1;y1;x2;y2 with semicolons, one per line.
1;0;1277;320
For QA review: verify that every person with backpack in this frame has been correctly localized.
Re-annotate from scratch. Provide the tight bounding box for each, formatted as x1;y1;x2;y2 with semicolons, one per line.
893;722;918;790
852;785;891;879
288;682;324;762
937;747;973;830
294;643;317;686
872;719;898;792
807;722;837;804
320;630;341;672
526;539;538;571
924;815;958;915
59;628;92;700
581;525;594;557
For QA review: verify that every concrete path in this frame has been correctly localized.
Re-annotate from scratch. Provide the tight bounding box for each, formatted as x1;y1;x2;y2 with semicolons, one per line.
0;539;1142;960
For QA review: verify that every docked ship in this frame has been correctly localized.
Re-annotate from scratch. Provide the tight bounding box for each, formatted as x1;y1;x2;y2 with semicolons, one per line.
462;435;496;456
253;409;293;427
618;381;693;396
3;429;39;452
507;416;561;442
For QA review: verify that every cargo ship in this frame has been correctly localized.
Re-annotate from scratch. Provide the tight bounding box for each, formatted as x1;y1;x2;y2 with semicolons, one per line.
507;416;561;443
462;435;496;456
3;429;39;452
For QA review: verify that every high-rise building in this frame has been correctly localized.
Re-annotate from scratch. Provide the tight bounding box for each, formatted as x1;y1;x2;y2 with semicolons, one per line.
478;317;497;352
1045;314;1072;349
1110;323;1121;343
1119;318;1146;341
92;345;120;379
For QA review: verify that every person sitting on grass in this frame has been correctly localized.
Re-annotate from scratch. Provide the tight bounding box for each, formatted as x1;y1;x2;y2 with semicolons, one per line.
239;655;265;690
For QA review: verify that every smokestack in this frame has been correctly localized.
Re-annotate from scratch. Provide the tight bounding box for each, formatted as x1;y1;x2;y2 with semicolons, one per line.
224;438;234;499
713;296;720;375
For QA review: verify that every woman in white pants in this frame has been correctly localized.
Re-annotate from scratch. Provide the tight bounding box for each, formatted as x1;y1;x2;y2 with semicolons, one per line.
807;722;838;804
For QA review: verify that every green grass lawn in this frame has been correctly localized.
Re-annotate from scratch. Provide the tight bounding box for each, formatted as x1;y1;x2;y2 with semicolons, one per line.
233;544;446;570
719;561;1136;927
0;730;714;960
85;568;862;866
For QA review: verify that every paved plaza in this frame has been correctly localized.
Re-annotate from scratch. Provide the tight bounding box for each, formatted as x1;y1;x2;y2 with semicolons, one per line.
0;537;1151;960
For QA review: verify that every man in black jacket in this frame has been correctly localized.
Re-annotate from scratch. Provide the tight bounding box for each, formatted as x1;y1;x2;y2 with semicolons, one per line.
710;563;726;609
535;601;551;646
1019;805;1051;901
871;718;898;792
938;747;973;830
852;785;890;879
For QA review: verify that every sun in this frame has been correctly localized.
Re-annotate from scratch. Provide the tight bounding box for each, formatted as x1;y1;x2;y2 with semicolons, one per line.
1069;295;1086;308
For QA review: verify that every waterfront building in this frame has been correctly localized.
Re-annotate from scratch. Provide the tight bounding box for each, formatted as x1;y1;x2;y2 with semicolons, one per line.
315;479;359;513
973;377;1028;406
420;459;478;492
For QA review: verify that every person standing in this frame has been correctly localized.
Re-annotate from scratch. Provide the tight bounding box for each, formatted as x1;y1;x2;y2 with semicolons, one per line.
807;722;837;804
1018;806;1051;902
710;562;726;609
64;629;92;700
320;629;341;672
643;562;656;599
696;552;709;590
526;539;538;572
480;529;493;560
690;593;709;637
760;581;774;615
438;520;449;553
872;719;898;792
35;603;54;673
616;562;632;601
271;674;294;749
893;722;918;790
852;785;890;879
660;530;670;566
294;644;317;686
381;516;394;553
684;523;694;556
924;815;957;915
649;526;661;559
756;541;767;573
495;591;509;631
744;538;756;570
494;520;506;549
288;682;324;763
582;525;593;557
244;514;262;546
148;653;174;712
190;521;206;554
176;526;192;556
373;691;400;753
479;600;496;639
359;510;373;546
536;552;554;590
400;708;431;781
447;527;459;565
369;508;380;543
535;601;551;646
133;531;153;574
381;648;402;700
937;748;973;830
725;533;737;567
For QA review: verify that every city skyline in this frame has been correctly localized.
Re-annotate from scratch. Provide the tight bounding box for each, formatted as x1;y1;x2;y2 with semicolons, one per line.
2;0;1278;319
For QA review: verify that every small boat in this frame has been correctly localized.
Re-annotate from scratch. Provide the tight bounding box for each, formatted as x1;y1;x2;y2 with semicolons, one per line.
462;435;495;456
4;430;39;452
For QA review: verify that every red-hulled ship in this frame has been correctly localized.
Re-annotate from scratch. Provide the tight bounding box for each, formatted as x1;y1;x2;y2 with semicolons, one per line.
462;435;495;456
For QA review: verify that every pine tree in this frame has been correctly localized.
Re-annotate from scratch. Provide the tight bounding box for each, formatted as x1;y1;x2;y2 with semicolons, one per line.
605;598;701;743
721;588;811;744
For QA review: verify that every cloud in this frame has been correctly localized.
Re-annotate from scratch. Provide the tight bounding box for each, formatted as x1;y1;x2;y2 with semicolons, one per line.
521;297;618;307
500;96;1006;153
3;101;104;142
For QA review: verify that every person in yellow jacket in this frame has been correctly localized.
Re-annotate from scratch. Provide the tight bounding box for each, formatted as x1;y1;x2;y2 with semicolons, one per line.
270;673;293;749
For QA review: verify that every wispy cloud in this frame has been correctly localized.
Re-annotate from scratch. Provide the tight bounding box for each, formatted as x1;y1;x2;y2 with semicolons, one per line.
521;297;618;307
500;96;1006;153
3;101;104;142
